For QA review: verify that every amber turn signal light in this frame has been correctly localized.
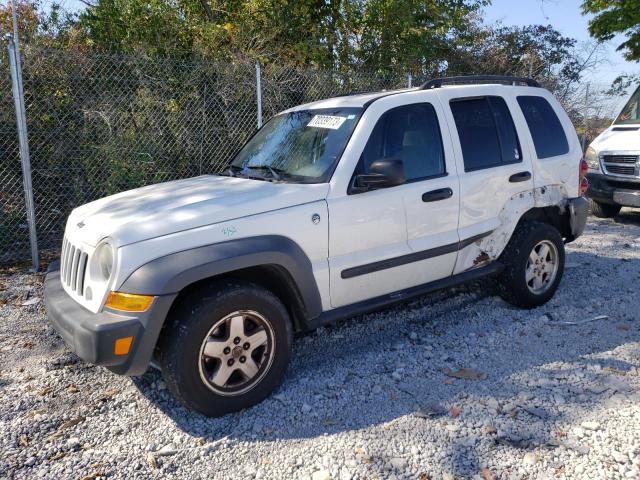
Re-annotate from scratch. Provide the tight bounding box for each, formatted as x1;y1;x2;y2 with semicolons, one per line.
114;336;134;355
105;291;154;312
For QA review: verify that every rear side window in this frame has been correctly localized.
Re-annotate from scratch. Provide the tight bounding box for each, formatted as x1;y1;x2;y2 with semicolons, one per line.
517;96;569;158
450;96;522;172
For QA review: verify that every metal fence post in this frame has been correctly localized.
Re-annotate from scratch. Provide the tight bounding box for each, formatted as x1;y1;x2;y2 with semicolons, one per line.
256;61;263;129
8;36;39;271
407;73;413;88
582;83;590;153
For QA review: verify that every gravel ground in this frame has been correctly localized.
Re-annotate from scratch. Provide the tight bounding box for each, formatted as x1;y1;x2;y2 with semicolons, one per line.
1;210;640;480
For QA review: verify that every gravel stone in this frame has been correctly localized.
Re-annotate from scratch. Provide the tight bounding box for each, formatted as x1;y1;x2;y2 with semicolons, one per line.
311;470;331;480
1;212;640;479
581;421;601;431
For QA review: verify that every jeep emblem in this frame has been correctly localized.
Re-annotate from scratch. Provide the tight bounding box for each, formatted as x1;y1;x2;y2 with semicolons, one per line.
311;213;321;224
77;220;85;228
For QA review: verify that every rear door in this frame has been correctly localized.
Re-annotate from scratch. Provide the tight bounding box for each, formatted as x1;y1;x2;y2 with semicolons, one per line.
437;88;535;274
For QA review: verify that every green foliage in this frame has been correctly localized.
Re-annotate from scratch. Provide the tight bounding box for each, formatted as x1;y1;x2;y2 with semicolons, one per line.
582;0;640;61
76;0;486;72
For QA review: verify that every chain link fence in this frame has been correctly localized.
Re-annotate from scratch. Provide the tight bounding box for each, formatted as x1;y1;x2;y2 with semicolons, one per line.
1;45;411;266
0;45;27;264
1;43;620;267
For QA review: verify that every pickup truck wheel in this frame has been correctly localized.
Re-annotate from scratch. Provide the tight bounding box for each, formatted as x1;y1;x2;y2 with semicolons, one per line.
497;221;565;309
590;200;621;218
158;280;292;417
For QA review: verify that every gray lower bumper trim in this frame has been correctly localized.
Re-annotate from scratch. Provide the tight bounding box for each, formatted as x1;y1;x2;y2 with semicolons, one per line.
568;196;588;240
45;261;176;376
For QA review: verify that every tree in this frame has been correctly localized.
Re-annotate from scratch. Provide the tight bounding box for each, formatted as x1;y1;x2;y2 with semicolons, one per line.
582;0;640;62
76;0;486;71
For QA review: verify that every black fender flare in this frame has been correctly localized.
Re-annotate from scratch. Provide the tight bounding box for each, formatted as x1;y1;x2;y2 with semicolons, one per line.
119;235;323;320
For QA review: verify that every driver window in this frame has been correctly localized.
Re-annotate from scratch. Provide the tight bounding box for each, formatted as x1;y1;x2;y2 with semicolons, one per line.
358;103;446;182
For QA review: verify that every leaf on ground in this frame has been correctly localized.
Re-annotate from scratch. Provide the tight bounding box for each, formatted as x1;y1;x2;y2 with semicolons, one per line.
65;384;79;393
480;467;496;480
444;378;454;385
415;403;448;418
39;386;53;396
80;473;105;480
419;474;431;480
355;447;373;463
97;389;119;401
146;453;158;469
49;451;66;461
443;367;486;380
261;457;273;465
19;434;28;447
449;406;461;418
49;416;85;440
483;425;497;435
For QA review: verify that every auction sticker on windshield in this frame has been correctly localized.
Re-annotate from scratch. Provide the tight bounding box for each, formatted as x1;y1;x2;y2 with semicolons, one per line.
307;115;347;129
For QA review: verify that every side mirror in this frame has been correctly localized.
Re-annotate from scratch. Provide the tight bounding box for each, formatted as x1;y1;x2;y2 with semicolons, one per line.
354;158;406;192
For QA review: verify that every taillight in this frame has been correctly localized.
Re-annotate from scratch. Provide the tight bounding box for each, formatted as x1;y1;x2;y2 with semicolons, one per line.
579;159;589;196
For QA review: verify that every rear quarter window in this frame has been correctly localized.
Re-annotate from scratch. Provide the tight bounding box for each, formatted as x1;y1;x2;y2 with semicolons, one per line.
517;96;569;159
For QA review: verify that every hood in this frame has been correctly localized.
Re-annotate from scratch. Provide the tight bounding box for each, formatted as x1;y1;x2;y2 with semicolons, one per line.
591;125;640;153
66;175;330;247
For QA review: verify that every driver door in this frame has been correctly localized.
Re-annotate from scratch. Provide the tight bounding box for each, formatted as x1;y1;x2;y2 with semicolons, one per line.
327;99;460;308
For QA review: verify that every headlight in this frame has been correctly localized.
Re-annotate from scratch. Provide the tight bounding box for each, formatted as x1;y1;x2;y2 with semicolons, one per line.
585;146;600;170
96;242;114;281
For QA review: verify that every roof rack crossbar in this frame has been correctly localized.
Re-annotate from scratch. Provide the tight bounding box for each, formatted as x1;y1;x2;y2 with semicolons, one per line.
420;75;540;90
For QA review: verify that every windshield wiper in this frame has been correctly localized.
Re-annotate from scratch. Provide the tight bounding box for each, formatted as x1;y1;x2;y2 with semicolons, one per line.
244;165;285;181
223;164;243;177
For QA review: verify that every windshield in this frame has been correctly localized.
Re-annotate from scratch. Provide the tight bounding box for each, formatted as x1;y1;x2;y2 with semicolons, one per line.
614;86;640;125
229;107;363;183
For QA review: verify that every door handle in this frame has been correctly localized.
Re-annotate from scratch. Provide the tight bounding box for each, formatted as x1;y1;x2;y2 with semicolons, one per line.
422;187;453;202
509;171;532;183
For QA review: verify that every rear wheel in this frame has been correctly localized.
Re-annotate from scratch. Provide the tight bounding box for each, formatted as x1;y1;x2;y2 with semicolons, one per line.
497;221;565;309
158;280;292;416
590;200;621;218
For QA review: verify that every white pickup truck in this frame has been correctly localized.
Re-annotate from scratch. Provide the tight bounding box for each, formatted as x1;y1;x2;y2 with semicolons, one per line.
45;76;588;416
585;85;640;217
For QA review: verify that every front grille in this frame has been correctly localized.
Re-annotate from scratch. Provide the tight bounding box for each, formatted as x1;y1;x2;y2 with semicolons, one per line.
605;165;636;175
603;155;638;164
602;153;639;178
60;237;88;296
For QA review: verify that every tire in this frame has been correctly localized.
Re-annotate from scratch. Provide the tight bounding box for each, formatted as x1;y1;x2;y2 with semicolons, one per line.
497;221;565;309
590;200;621;218
158;279;293;417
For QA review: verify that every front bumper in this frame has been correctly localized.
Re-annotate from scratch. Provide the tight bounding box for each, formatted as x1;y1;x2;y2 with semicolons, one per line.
586;172;640;208
45;261;175;375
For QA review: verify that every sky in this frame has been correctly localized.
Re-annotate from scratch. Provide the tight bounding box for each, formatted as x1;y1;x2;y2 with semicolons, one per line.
484;0;640;87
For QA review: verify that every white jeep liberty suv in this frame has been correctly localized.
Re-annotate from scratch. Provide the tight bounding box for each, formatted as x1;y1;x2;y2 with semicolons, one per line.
45;76;589;416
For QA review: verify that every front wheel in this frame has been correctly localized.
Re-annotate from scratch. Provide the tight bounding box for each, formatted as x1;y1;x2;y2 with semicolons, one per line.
158;280;293;416
497;221;565;309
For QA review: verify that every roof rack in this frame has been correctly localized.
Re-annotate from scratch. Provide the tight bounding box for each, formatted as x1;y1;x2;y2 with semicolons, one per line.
419;75;540;90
